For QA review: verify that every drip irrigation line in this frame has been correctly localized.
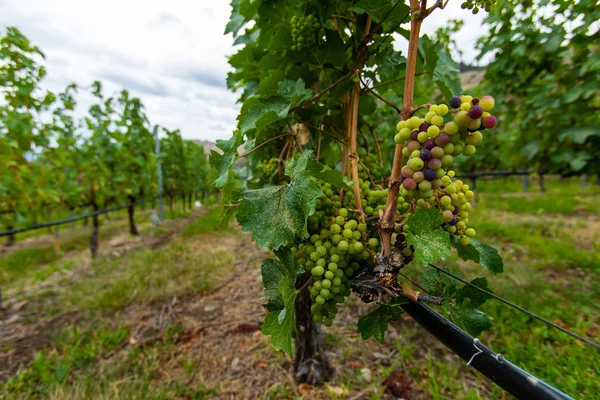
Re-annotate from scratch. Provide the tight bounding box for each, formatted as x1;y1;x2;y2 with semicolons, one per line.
428;264;600;351
0;195;161;238
401;301;575;400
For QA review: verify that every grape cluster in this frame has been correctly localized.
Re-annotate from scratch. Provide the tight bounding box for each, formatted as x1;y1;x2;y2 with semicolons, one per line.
394;94;497;245
256;157;278;178
292;182;385;326
357;148;387;183
290;14;319;52
460;0;496;14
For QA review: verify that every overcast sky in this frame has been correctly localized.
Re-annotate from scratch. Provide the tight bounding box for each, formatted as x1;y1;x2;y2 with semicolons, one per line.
0;0;486;141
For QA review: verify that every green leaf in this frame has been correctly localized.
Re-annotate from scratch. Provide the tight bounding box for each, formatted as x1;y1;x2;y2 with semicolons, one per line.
357;299;407;344
522;140;539;159
451;236;504;274
421;268;458;298
447;304;493;337
405;207;451;264
225;0;245;37
237;151;322;249
261;277;298;356
305;155;353;191
349;0;410;30
456;277;492;308
209;131;243;188
419;36;461;99
559;127;600;144
261;247;300;310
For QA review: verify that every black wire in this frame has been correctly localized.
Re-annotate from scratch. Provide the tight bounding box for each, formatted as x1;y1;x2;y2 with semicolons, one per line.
428;264;600;351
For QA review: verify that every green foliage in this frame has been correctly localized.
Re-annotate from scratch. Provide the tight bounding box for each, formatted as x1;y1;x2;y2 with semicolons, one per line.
237;151;323;249
405;207;451;265
476;0;600;176
357;299;408;344
451;236;504;274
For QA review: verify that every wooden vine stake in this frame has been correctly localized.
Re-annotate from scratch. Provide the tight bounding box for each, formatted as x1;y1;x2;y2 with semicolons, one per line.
379;0;424;256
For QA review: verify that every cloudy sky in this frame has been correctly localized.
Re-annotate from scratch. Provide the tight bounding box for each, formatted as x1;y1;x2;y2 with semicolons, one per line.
0;0;486;141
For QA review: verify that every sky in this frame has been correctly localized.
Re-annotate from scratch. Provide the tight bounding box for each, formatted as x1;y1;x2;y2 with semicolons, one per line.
0;0;487;142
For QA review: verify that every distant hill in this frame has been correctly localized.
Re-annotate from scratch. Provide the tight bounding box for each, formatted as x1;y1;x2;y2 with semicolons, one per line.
194;140;218;154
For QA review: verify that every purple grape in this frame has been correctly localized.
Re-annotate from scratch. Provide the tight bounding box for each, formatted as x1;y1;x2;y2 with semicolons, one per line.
424;169;437;181
468;105;483;119
449;218;458;226
402;178;416;190
482;116;497;128
424;139;436;150
428;158;442;170
410;130;419;141
419;122;431;132
420;149;433;161
405;254;414;264
401;165;415;178
452;207;460;215
449;96;462;108
407;140;421;152
435;132;451;146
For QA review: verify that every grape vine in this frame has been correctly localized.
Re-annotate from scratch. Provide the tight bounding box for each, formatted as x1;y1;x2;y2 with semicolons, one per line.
218;0;504;384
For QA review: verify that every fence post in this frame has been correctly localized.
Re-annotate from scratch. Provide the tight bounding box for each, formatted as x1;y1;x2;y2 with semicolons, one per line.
522;168;529;192
154;126;164;222
70;208;75;230
539;172;546;192
54;224;60;255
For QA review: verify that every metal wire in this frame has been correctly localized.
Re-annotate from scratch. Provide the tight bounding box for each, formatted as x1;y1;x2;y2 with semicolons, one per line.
428;264;600;351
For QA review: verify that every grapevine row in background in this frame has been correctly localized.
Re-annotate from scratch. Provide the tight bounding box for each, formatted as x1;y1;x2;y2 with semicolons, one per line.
0;28;217;247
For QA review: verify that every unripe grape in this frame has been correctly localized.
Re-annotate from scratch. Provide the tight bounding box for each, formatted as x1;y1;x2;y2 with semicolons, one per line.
396;120;407;131
352;230;362;240
429;104;439;113
428;158;442;170
413;171;425;182
410;150;421;159
435;132;451;146
463;145;476;156
459;236;470;245
338;240;349;251
315;295;326;305
480;95;495;112
482;115;497;128
465;228;476;238
465;134;478;145
335;215;345;225
418;180;432;191
322;279;332;289
455;111;470;127
444;121;459;135
338;208;348;217
332;277;342;286
394;133;403;144
320;288;330;297
443;143;455;154
457;221;466;230
402;165;415;178
427;126;440;137
368;238;379;248
408;158;424;171
431;115;444;126
324;271;334;280
311;266;325;276
407;116;422;129
468;118;481;131
407;140;421;152
330;223;341;233
460;102;472;111
431;146;445;159
403;178;417;190
453;143;464;156
417;131;429;143
343;228;353;239
441;154;454;167
443;210;453;222
353;242;363;251
437;104;449;115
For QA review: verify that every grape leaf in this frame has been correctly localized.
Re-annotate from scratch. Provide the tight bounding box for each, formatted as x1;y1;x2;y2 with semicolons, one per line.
209;131;243;188
456;277;492;309
451;236;504;274
261;277;297;356
447;304;493;337
419;36;461;100
305;154;353;191
261;247;301;311
349;0;410;30
237;151;322;249
357;299;408;344
405;207;451;264
421;268;458;298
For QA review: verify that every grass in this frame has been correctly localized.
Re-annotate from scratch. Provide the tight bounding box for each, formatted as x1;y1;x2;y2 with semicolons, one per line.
1;183;598;399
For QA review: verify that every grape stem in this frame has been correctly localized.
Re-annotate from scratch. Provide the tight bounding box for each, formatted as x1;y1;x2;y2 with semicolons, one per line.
297;276;313;294
378;0;424;256
409;103;433;117
239;133;296;158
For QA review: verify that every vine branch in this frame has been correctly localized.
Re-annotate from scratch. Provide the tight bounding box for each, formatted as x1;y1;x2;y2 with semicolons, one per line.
239;134;295;158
